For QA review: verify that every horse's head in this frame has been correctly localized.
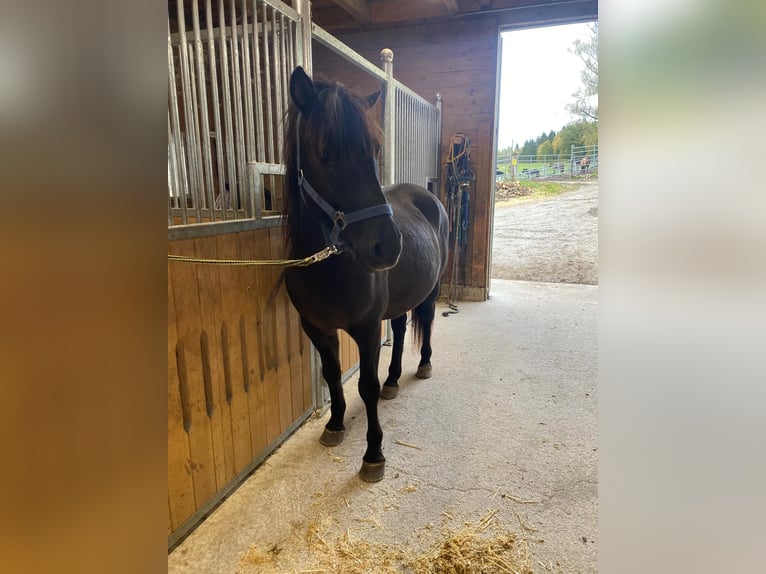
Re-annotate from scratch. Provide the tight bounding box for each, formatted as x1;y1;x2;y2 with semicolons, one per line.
286;67;402;272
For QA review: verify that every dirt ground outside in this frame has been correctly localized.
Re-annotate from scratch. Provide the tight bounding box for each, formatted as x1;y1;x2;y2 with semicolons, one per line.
491;182;598;285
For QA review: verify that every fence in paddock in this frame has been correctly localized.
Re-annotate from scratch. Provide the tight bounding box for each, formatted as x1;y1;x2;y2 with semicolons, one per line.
495;143;599;181
167;0;442;549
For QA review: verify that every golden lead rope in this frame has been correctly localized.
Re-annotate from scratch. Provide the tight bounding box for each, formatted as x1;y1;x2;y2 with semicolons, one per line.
167;245;339;267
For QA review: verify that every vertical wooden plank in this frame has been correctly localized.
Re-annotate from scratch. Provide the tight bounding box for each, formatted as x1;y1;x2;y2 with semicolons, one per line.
251;228;282;444
193;236;235;487
168;239;217;514
286;291;305;420
268;227;294;432
167;260;195;531
214;234;254;474
239;230;269;455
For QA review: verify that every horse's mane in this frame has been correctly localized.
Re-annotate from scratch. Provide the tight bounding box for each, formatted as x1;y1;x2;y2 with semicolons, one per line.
283;78;382;252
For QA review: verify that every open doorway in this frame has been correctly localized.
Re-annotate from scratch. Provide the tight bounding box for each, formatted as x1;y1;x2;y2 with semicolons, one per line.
490;23;598;290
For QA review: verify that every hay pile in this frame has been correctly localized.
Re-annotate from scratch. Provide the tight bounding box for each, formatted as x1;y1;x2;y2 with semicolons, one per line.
495;181;532;202
409;522;533;574
239;514;534;574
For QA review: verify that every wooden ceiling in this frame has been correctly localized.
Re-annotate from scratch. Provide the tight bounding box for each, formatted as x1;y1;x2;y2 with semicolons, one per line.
309;0;598;32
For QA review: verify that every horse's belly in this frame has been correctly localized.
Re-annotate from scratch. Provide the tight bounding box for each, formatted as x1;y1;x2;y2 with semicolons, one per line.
384;258;440;319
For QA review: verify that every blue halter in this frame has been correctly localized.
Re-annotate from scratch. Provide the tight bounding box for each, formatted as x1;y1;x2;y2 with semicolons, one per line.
295;118;393;253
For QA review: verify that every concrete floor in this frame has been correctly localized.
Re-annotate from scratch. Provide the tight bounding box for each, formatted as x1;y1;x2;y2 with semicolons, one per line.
169;279;598;573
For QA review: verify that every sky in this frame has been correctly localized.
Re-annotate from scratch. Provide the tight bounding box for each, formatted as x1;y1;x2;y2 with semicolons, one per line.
496;23;595;151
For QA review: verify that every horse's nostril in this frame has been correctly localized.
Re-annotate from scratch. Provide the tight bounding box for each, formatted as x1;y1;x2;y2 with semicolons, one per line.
373;241;383;259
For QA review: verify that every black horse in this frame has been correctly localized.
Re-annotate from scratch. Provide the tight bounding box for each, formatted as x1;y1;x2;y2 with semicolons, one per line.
283;67;448;482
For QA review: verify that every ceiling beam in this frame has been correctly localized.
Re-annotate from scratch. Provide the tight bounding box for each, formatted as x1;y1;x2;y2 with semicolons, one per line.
333;0;372;23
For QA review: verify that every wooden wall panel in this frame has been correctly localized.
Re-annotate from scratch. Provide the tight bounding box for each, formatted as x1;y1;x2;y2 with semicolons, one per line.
169;239;219;514
214;234;254;475
168;228;314;538
167;264;195;530
243;230;272;456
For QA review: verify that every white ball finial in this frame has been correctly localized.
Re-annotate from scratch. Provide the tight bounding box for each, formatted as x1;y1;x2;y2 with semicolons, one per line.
380;48;394;63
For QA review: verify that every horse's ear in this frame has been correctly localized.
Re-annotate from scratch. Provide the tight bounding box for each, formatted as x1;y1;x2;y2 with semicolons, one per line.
290;66;317;113
365;91;381;109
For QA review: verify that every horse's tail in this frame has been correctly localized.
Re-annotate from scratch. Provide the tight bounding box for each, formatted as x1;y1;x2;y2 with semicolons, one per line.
410;283;440;347
410;308;426;348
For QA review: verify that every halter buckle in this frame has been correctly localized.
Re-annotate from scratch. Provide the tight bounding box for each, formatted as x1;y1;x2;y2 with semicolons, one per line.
332;211;346;230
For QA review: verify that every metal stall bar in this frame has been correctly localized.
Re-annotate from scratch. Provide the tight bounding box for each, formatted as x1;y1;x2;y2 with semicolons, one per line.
380;48;395;187
240;0;256;219
261;3;275;166
168;113;180;225
272;6;285;166
191;0;217;222
250;1;266;165
229;0;248;220
295;0;312;72
205;0;229;221
217;0;237;221
168;21;189;225
175;2;203;223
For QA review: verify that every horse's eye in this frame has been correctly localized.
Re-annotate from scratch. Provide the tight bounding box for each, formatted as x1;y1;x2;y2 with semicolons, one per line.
317;151;334;167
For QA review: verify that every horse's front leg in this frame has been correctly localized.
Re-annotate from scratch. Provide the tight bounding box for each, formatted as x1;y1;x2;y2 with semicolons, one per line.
348;321;385;482
300;318;346;446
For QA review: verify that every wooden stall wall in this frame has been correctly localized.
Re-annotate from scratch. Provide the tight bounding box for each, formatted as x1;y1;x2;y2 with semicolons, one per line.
327;17;502;301
168;226;314;540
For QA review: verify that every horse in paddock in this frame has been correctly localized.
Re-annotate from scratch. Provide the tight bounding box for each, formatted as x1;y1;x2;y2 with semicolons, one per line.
282;67;449;482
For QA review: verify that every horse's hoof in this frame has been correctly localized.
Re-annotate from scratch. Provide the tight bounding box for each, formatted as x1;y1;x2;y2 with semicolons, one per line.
380;385;399;400
359;460;385;482
415;364;432;379
319;428;345;446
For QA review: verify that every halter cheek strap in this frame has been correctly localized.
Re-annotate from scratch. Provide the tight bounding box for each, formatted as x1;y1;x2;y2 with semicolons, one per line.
295;118;393;252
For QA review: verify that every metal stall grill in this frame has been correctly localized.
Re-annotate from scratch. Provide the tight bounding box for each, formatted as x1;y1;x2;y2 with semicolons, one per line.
392;86;441;187
168;0;304;239
380;51;442;192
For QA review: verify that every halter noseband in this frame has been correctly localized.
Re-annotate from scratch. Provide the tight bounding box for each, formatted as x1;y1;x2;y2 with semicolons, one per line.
295;118;393;253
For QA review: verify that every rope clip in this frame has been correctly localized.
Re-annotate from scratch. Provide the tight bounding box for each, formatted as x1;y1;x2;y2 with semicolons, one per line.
308;245;339;264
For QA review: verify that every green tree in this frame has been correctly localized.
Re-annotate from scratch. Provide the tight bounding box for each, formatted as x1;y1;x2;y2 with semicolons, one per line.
537;140;554;157
581;122;598;147
520;139;536;156
554;121;596;156
567;23;598;122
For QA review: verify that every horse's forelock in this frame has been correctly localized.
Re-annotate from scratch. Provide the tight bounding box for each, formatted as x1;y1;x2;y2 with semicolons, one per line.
315;83;378;158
